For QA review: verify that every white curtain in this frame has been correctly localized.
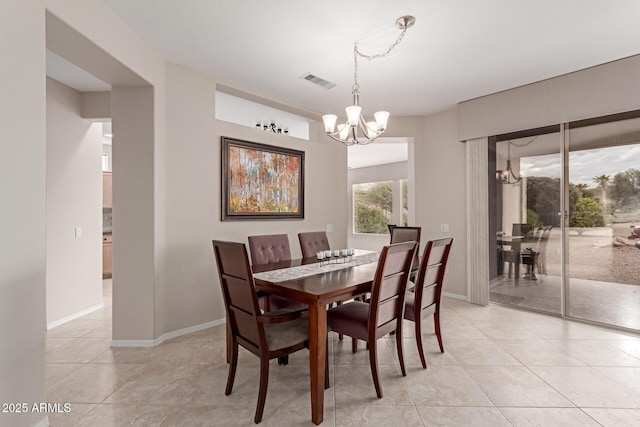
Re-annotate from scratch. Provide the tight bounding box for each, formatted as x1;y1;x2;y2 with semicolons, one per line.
465;137;489;305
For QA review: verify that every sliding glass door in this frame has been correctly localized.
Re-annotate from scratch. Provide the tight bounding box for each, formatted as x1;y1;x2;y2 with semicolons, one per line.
566;117;640;330
489;115;640;332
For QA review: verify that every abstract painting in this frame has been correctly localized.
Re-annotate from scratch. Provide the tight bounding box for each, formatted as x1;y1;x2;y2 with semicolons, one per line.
221;137;304;220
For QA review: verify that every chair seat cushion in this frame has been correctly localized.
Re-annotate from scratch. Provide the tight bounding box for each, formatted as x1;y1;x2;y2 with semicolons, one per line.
327;301;369;341
264;317;308;351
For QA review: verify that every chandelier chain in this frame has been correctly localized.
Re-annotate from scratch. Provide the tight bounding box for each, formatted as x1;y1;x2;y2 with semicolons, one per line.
352;27;408;92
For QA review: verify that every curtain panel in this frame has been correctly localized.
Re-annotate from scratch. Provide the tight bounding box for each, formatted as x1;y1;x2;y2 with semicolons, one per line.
465;137;489;305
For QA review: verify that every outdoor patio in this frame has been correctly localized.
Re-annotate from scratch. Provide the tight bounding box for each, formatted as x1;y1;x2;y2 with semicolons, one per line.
491;225;640;331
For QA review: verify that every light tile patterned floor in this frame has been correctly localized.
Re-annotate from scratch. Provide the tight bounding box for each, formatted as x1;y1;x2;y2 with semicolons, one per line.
45;281;640;426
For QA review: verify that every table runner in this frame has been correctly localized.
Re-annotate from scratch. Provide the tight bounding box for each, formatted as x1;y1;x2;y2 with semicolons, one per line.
253;251;379;283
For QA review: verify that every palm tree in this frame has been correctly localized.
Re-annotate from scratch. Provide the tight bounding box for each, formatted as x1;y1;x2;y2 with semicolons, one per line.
593;174;610;204
575;183;588;198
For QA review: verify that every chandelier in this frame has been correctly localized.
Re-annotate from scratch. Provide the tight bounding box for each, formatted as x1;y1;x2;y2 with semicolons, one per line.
322;15;415;146
497;141;522;184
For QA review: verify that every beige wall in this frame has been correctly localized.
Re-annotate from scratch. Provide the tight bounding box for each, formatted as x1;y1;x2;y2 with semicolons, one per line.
46;77;103;325
358;113;468;298
0;1;47;426
417;109;467;297
81;91;111;120
111;86;158;341
161;61;349;332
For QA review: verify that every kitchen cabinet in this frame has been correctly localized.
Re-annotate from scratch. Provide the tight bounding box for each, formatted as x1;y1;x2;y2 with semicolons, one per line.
103;171;112;208
103;234;112;278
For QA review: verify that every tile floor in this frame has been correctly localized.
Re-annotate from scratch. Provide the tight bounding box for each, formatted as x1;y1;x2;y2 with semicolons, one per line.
490;274;640;330
45;280;640;426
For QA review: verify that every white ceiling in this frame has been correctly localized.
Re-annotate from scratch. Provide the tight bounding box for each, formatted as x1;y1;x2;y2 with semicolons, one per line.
44;1;640;169
88;0;640;117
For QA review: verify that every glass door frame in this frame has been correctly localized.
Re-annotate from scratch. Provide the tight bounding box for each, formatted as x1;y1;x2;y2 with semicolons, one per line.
561;123;569;318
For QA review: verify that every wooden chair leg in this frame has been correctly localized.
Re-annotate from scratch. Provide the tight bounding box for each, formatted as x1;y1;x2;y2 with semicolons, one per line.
434;311;444;353
415;316;427;369
336;301;343;341
225;341;238;395
325;335;330;389
368;340;382;398
396;322;406;377
226;321;231;364
352;338;358;353
254;356;270;424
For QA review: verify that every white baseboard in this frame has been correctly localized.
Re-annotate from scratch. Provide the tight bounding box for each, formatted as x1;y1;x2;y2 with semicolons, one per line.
443;291;467;301
47;303;105;330
111;317;226;348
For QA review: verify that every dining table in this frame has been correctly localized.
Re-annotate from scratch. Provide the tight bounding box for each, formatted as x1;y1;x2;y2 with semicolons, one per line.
252;250;381;425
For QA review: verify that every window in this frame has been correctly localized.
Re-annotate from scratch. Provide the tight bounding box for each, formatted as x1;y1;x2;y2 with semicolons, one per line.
353;181;393;234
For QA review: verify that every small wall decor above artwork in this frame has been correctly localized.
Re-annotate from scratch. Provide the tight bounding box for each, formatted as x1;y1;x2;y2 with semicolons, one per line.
221;137;305;220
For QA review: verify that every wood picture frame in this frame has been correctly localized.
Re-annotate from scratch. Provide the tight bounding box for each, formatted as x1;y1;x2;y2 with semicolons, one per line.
221;137;305;220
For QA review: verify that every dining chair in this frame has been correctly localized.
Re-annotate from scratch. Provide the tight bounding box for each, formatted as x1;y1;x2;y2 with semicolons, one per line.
403;238;453;369
502;223;532;280
521;230;541;280
297;230;345;319
298;231;330;259
247;234;307;316
390;225;421;280
212;240;314;424
327;241;417;398
501;226;523;281
248;233;292;265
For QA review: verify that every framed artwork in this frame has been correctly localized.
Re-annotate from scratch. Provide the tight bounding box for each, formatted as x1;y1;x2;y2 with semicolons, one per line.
221;137;305;220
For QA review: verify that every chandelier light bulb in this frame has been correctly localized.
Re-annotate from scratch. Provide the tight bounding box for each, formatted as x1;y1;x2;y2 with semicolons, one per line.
374;111;390;131
345;106;361;126
322;114;337;133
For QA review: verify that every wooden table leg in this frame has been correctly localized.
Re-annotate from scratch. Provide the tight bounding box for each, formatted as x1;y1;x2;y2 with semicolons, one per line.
308;301;326;425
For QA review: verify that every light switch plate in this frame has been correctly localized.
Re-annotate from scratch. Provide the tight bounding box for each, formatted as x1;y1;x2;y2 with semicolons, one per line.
75;226;82;238
326;224;333;233
440;224;449;232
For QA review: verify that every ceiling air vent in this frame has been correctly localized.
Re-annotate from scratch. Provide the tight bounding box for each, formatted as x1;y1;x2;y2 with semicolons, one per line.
300;73;335;90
